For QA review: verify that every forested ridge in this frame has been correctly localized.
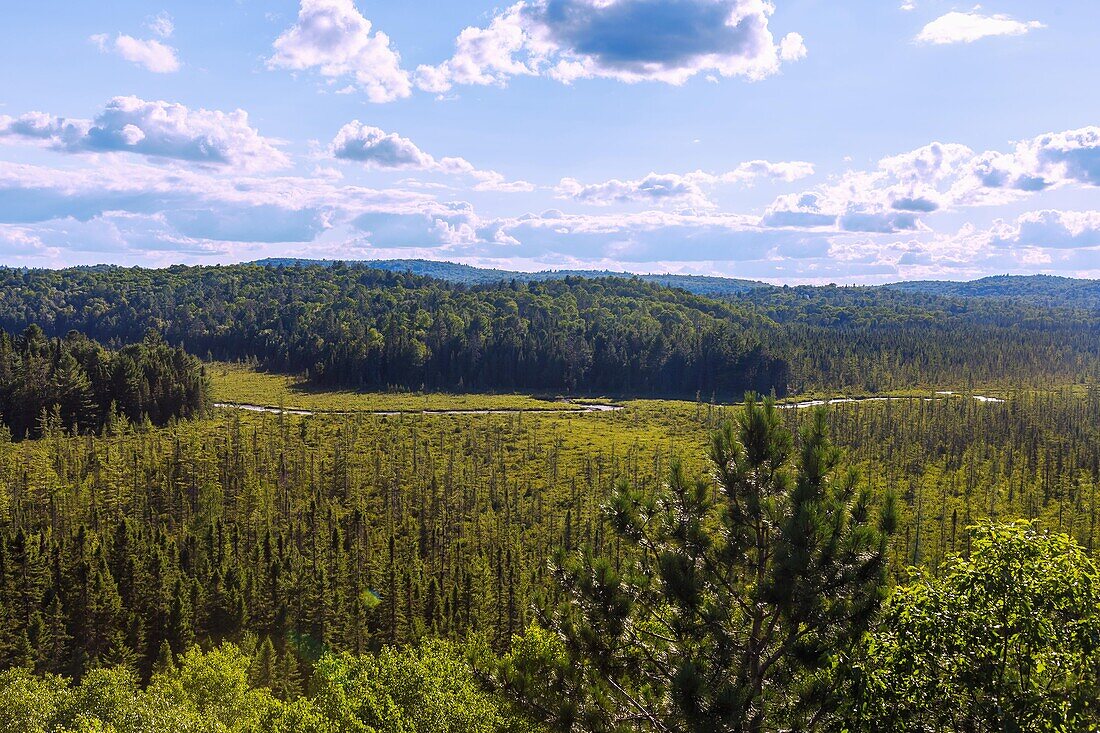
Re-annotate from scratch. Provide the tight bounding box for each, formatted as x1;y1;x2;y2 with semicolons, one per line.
0;265;785;399
254;259;1100;308
2;264;1099;398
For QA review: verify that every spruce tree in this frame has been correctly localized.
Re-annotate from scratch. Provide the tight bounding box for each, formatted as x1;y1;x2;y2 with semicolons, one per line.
152;638;175;677
275;648;304;701
250;635;276;689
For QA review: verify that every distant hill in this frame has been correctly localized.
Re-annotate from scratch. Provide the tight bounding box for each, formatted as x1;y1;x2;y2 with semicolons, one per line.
252;259;1100;311
884;275;1100;311
252;258;768;297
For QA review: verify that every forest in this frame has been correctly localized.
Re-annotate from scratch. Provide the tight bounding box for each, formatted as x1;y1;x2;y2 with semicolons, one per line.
0;265;1097;731
0;326;209;440
0;265;786;399
2;264;1099;399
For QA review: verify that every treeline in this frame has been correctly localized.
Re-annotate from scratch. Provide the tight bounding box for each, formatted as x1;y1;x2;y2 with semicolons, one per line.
737;283;1100;391
0;326;209;440
1;264;1096;397
0;265;786;399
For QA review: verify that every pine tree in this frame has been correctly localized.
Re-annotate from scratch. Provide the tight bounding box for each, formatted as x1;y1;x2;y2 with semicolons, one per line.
167;577;194;656
505;397;897;733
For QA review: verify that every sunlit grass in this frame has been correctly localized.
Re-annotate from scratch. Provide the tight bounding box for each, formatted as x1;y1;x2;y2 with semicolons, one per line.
207;361;620;413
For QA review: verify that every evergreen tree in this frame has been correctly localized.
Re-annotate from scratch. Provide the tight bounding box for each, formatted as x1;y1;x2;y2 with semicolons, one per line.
250;635;276;689
34;596;70;676
152;639;175;677
167;578;194;656
275;648;303;701
504;397;897;732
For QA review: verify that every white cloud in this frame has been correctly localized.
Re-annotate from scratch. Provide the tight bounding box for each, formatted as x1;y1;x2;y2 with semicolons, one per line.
916;11;1044;45
330;123;436;169
557;161;815;206
725;159;816;183
417;0;805;93
328;121;534;190
766;127;1100;232
557;173;712;207
470;170;537;193
268;0;411;103
994;210;1100;250
91;32;181;73
778;32;808;62
0;97;289;172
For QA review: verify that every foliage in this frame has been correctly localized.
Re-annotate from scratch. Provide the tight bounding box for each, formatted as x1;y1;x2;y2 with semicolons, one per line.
0;265;786;399
311;640;539;732
850;522;1100;731
0;641;533;733
0;326;208;440
502;399;896;732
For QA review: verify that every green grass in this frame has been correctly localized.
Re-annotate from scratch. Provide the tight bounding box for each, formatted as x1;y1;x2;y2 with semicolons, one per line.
207;362;620;413
208;362;1020;417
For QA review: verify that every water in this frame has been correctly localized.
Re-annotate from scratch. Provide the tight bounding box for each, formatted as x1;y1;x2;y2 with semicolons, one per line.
213;401;626;417
777;394;1005;409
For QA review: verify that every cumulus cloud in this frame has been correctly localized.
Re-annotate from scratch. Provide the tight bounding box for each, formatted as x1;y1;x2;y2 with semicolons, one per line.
330;123;437;169
557;173;711;207
91;32;181;73
765;127;1100;233
328;121;534;190
0;97;289;171
417;0;806;93
950;127;1100;203
993;210;1100;250
916;11;1044;45
557;161;815;206
268;0;411;103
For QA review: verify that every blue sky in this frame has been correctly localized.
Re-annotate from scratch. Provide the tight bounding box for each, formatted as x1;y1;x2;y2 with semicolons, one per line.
1;0;1098;282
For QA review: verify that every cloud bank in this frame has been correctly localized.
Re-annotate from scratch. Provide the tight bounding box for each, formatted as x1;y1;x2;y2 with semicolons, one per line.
1;117;1099;281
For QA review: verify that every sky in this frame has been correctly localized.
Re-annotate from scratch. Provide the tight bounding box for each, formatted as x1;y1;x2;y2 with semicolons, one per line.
0;0;1098;283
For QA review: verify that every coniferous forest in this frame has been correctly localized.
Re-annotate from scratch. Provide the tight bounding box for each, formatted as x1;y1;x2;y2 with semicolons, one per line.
0;265;1098;731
